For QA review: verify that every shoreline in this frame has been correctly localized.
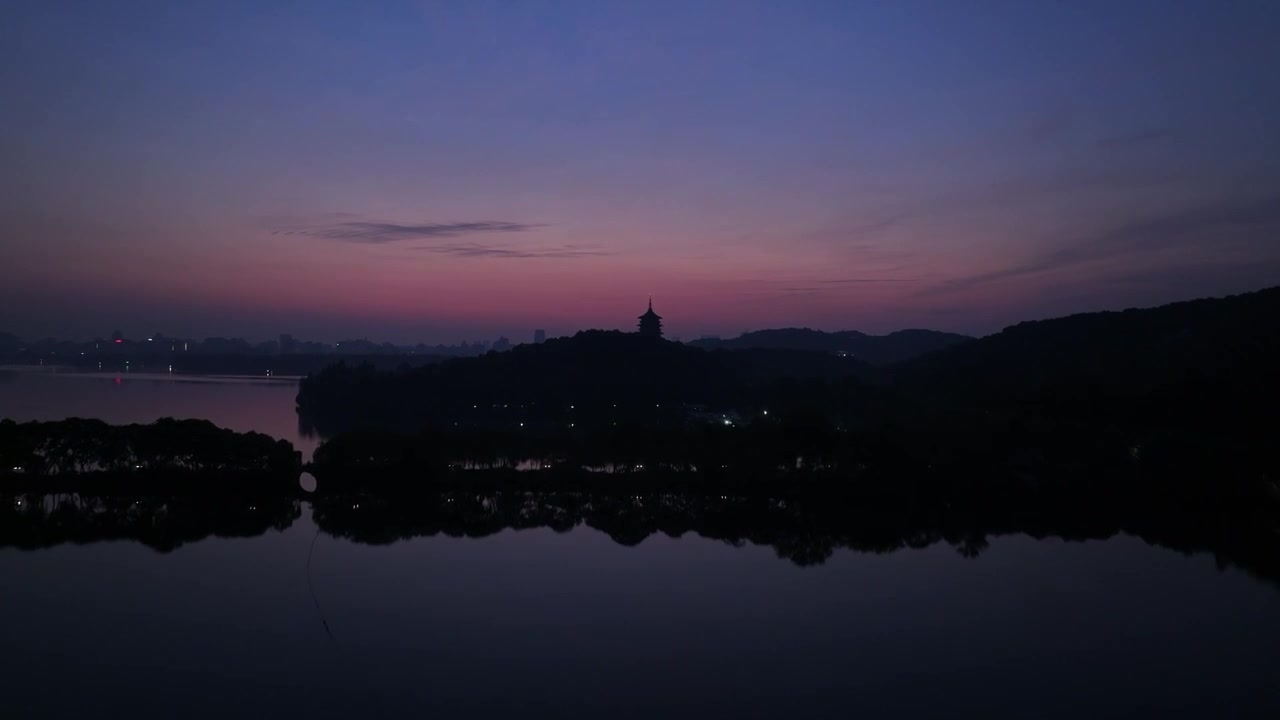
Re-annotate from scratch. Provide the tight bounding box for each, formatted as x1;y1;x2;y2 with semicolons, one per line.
0;365;303;382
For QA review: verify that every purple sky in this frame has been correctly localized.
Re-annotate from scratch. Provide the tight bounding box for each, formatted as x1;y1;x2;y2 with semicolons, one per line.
3;0;1279;343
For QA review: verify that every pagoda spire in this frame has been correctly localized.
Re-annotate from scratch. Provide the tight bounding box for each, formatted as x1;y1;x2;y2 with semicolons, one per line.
638;296;663;338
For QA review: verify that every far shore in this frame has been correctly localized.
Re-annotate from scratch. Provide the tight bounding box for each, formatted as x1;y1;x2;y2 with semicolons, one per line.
0;365;304;381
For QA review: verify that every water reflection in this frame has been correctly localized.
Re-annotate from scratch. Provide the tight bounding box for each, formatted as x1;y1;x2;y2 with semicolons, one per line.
309;492;1280;583
1;493;300;552
5;490;1278;588
0;367;319;457
2;490;1279;718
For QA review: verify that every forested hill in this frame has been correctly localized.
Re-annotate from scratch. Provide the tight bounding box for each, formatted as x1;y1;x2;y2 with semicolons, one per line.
296;330;875;433
689;328;972;365
895;286;1280;424
297;286;1280;452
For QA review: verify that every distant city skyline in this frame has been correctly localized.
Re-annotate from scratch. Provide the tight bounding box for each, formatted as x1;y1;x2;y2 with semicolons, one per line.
0;281;1267;346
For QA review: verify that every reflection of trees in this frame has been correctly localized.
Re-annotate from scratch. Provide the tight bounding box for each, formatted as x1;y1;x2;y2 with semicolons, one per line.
310;491;1280;585
0;493;300;552
5;485;1278;590
295;332;847;437
304;415;1279;523
0;418;302;492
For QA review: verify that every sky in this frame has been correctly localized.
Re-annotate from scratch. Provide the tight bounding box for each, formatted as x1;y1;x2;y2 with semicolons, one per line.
2;0;1279;344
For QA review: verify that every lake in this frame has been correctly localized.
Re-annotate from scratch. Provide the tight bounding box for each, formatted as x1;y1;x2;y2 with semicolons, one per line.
2;369;1279;717
0;366;318;457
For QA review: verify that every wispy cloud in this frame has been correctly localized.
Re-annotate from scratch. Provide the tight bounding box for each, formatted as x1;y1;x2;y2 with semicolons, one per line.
795;213;912;246
818;278;916;284
276;220;544;243
922;194;1280;295
768;276;920;296
410;243;609;259
268;214;604;258
268;215;609;260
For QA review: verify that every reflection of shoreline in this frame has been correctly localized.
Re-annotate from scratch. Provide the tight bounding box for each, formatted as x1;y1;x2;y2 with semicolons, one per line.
1;374;322;465
314;489;1274;586
5;490;1278;589
1;493;301;552
0;367;302;383
310;492;1280;587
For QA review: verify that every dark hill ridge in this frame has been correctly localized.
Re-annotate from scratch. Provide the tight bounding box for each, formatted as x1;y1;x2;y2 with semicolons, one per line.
896;286;1280;425
689;328;972;365
296;330;875;434
297;285;1280;460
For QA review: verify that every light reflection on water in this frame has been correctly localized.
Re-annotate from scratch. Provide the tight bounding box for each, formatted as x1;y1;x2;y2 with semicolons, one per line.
0;367;318;457
3;368;1280;717
0;501;1278;719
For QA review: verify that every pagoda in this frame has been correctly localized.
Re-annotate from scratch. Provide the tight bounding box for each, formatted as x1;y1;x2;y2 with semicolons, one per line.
637;297;663;338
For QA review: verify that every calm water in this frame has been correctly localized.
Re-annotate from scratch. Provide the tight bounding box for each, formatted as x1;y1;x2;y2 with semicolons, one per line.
2;369;1279;717
0;367;317;456
2;509;1279;719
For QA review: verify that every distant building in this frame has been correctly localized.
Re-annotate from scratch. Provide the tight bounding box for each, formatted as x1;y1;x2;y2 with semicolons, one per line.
638;297;663;338
492;336;512;352
534;329;546;344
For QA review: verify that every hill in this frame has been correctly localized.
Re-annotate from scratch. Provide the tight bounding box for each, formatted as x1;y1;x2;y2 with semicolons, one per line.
689;328;972;365
896;286;1280;429
297;287;1280;484
296;330;875;434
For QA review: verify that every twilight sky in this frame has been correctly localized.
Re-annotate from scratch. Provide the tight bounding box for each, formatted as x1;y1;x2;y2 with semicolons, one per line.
3;0;1279;344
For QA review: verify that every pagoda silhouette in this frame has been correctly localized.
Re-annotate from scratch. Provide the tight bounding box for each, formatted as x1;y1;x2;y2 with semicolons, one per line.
637;297;663;338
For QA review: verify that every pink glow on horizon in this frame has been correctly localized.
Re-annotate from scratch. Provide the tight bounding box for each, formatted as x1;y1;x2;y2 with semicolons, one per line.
3;2;1279;343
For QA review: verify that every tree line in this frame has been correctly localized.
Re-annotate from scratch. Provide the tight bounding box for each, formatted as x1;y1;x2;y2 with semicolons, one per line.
3;489;1277;585
0;418;302;492
0;493;300;552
